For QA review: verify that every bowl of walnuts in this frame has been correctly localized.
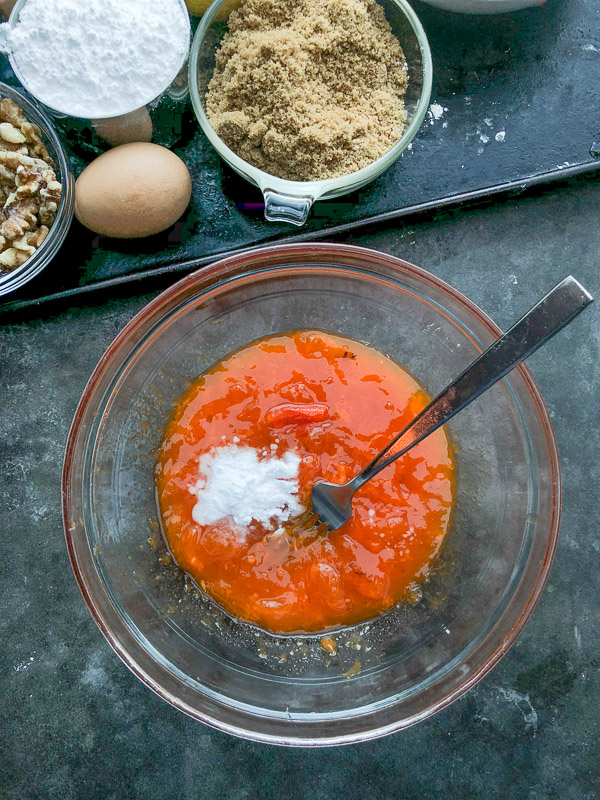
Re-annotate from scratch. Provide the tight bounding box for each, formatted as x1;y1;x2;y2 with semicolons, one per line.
0;81;74;297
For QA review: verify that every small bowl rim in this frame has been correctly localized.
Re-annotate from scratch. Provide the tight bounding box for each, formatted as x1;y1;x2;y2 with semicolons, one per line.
62;242;561;746
188;0;434;198
0;81;75;297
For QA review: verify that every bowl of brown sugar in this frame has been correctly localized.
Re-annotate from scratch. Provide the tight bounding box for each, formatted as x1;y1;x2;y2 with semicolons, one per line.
189;0;432;225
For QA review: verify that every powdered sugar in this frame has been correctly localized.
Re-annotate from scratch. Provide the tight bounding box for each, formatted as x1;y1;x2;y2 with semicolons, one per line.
427;102;447;126
189;445;303;530
428;102;446;121
2;0;190;118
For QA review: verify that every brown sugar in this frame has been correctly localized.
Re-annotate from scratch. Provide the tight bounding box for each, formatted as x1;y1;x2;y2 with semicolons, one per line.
206;0;408;182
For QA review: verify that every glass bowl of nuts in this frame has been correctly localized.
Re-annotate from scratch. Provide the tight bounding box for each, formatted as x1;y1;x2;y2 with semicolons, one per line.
0;81;74;297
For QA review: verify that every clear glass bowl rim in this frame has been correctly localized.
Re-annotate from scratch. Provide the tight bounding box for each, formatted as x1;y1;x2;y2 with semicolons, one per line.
62;243;561;746
188;0;434;199
0;81;75;297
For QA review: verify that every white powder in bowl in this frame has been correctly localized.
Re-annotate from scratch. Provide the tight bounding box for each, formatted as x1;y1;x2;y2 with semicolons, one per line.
2;0;190;118
189;445;304;530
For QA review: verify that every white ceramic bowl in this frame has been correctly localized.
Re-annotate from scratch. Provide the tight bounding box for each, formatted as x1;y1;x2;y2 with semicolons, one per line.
420;0;545;13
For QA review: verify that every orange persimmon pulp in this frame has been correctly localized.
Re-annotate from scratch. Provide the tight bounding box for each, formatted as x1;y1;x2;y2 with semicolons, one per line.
156;330;455;634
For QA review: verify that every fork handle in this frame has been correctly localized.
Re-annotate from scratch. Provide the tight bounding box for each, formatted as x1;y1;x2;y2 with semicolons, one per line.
352;276;592;489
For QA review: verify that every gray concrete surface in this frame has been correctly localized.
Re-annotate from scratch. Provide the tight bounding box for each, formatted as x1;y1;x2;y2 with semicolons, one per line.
1;178;599;799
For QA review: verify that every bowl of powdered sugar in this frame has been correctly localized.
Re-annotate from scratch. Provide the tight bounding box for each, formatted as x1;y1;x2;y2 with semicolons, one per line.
0;0;190;146
189;0;432;225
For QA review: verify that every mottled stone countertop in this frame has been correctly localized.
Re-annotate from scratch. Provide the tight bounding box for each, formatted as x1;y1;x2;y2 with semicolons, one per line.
1;178;599;799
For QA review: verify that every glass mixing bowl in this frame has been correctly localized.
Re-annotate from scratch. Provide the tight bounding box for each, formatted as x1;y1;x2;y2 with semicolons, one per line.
189;0;432;225
0;81;74;297
63;244;560;746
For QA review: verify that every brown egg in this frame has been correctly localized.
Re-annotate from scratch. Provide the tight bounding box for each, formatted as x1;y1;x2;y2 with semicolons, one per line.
92;107;153;147
75;143;192;238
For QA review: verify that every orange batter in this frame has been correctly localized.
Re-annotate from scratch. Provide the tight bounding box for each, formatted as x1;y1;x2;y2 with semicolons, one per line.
156;330;454;634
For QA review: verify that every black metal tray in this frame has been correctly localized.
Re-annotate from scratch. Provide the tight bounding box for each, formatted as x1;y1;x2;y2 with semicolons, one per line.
1;0;598;316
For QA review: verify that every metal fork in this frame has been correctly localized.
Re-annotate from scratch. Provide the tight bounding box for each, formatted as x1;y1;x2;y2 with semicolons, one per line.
311;275;592;532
